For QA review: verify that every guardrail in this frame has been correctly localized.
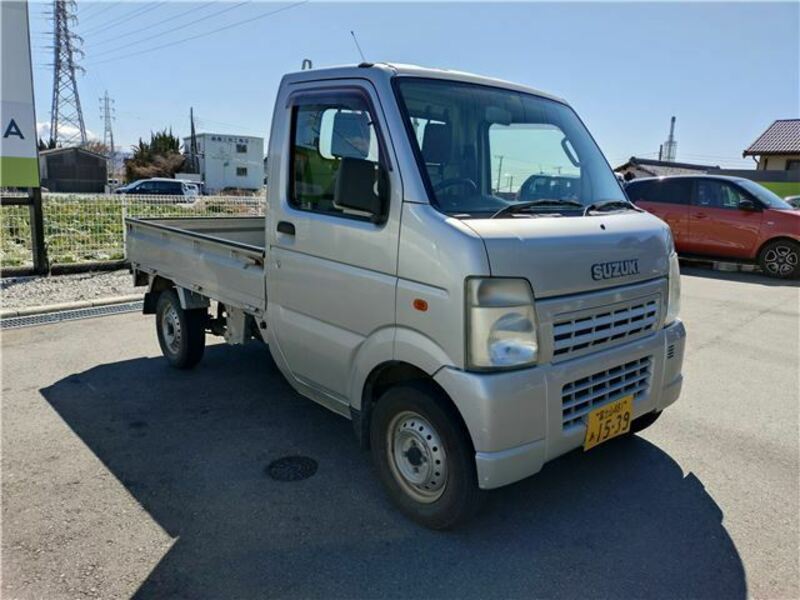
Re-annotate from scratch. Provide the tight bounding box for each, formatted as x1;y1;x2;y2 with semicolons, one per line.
1;193;266;275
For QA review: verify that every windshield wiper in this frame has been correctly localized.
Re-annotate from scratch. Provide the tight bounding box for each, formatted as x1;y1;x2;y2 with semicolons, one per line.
583;199;639;216
490;199;584;219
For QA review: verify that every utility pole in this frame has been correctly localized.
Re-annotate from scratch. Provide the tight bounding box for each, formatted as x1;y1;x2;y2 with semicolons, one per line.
188;107;199;173
49;0;87;146
495;155;504;192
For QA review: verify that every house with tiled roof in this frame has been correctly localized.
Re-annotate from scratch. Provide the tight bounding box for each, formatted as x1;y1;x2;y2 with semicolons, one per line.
743;119;800;171
614;156;718;180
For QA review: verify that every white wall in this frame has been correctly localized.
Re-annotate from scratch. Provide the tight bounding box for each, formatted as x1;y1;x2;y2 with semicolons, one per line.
759;155;800;171
185;134;264;192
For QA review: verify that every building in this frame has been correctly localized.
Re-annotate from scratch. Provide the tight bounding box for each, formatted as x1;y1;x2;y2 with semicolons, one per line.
39;147;107;192
183;133;264;193
743;119;800;171
614;157;719;181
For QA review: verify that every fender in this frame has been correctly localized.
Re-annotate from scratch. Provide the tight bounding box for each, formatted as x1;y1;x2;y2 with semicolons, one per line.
348;325;456;411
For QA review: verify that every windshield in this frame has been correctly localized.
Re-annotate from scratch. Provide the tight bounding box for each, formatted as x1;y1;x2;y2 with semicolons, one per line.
737;179;793;210
394;78;627;216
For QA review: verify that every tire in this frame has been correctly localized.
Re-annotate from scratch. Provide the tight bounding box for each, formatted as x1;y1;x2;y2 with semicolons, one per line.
758;239;800;279
370;382;485;530
629;410;661;434
155;290;207;369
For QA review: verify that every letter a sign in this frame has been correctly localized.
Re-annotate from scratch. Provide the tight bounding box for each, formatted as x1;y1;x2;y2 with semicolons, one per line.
0;1;40;187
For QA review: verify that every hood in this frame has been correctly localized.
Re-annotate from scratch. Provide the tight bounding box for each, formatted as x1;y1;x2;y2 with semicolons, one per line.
465;212;672;298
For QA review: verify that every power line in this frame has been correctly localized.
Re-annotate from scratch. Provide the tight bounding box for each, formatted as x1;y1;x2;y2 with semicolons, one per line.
89;1;220;47
91;1;249;59
79;1;168;37
88;0;309;66
78;2;117;24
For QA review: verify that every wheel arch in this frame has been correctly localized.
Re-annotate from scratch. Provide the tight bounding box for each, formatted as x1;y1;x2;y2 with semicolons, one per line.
143;275;175;314
354;360;474;453
756;236;800;259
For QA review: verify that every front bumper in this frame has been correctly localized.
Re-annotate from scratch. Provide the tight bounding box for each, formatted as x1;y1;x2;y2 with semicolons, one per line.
434;320;686;490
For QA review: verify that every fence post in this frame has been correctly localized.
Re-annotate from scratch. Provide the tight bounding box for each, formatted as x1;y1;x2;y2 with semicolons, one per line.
121;194;128;258
29;187;48;275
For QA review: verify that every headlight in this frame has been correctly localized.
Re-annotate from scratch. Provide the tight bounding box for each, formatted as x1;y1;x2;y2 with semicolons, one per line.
466;278;538;370
665;252;681;325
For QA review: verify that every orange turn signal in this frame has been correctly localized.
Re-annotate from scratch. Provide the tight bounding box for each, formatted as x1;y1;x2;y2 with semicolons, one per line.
413;298;428;312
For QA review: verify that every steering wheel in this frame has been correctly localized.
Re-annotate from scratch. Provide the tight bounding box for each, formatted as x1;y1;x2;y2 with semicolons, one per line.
433;177;479;195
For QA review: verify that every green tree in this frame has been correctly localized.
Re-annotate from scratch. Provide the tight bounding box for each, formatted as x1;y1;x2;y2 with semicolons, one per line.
124;128;185;182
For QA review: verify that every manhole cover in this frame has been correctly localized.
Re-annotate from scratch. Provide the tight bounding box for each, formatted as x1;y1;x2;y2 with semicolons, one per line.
266;456;317;482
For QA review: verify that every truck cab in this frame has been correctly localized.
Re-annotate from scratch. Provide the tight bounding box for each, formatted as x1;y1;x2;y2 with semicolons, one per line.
127;63;686;529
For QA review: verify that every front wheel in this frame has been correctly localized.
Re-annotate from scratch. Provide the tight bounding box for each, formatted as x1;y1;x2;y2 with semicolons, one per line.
155;290;207;369
370;382;485;530
759;239;800;279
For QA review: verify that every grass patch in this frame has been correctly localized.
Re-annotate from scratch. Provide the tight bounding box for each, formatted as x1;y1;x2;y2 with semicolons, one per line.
1;194;264;269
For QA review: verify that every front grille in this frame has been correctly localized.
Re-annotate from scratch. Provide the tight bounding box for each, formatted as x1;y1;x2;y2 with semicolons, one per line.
553;298;659;360
561;356;652;430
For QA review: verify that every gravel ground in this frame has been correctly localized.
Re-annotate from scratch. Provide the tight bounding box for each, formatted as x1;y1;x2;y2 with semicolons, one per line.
0;270;140;310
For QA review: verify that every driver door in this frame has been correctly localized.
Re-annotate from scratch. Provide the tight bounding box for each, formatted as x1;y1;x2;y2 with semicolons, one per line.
266;82;403;410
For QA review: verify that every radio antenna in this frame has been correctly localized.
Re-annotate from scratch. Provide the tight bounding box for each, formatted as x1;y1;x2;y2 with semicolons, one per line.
350;30;367;62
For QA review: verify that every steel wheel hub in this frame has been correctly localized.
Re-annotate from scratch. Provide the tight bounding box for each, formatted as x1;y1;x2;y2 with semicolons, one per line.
387;411;447;503
162;305;182;353
765;245;798;276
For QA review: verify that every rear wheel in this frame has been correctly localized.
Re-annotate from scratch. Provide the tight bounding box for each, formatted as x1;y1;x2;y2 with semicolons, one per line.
155;290;206;369
370;382;485;530
758;239;800;279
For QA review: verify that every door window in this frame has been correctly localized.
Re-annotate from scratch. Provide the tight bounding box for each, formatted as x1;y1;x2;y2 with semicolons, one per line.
289;92;386;220
627;179;690;205
694;180;748;209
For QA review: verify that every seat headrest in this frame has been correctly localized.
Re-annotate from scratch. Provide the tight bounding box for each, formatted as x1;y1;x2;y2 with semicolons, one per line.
331;111;371;159
421;122;451;165
334;157;381;216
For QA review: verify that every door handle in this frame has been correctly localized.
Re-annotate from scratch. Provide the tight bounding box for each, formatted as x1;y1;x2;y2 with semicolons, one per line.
277;221;295;235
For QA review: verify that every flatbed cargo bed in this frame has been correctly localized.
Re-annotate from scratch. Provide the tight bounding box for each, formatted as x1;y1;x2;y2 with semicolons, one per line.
126;216;266;314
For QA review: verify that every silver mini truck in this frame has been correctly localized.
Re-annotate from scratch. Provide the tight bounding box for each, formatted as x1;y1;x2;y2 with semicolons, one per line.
127;63;686;529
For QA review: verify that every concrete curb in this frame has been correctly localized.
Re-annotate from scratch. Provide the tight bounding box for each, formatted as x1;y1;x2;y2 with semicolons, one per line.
0;294;143;319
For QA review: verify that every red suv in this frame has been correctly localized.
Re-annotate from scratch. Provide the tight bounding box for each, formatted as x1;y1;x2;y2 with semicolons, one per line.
626;175;800;278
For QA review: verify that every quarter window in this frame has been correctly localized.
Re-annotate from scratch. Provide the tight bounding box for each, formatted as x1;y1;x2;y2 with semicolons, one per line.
289;93;386;220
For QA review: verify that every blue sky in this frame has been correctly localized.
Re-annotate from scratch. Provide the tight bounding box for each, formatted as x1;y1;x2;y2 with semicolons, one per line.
29;1;799;168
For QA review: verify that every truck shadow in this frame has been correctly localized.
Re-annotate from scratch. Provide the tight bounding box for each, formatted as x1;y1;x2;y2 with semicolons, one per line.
40;343;746;599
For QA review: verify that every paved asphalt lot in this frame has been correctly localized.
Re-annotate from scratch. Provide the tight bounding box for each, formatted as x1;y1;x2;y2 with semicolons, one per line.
2;266;798;599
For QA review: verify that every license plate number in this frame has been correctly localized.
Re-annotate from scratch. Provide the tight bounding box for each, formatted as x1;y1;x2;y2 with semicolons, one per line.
583;395;633;451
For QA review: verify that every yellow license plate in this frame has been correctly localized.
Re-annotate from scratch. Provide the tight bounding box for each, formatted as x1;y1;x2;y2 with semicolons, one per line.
583;395;633;451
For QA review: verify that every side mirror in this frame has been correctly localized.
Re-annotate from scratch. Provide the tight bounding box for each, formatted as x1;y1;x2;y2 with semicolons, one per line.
738;199;759;211
334;157;387;223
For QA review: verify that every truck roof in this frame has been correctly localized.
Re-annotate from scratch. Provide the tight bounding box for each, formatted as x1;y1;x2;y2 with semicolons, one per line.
281;62;568;105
